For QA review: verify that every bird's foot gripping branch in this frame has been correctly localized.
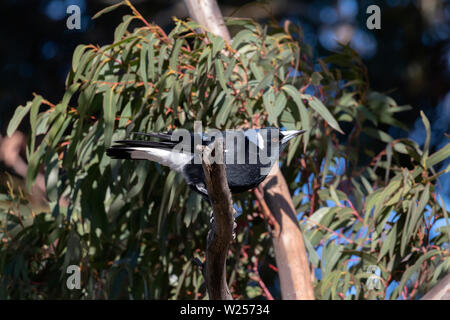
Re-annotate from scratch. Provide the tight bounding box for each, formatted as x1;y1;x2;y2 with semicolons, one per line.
210;209;239;241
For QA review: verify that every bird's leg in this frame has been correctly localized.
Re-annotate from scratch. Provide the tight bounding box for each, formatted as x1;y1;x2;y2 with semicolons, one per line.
232;208;237;240
209;209;216;231
209;209;237;240
192;257;206;278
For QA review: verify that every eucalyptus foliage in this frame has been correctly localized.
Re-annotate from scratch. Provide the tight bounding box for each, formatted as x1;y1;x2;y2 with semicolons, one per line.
1;2;448;299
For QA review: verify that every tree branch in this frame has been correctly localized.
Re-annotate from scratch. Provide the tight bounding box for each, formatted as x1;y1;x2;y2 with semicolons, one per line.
421;273;450;300
200;138;234;300
0;132;47;204
183;0;231;43
260;167;315;300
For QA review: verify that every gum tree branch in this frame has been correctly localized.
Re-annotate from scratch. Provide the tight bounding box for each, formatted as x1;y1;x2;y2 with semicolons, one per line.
183;0;231;43
421;273;450;300
260;168;315;300
200;138;234;300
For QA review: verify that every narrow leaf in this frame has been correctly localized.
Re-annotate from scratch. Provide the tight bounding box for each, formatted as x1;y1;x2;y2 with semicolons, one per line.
303;94;343;134
103;88;117;147
92;1;125;19
7;102;31;137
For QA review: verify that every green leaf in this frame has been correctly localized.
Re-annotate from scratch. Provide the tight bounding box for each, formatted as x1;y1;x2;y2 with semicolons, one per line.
408;183;430;237
7;102;32;137
146;35;156;81
92;1;125;19
214;59;228;92
400;190;418;256
45;152;60;203
303;94;343;134
139;41;149;91
286;126;302;165
420;111;431;162
303;234;320;267
211;36;225;57
184;193;201;227
72;45;88;73
385;143;392;183
29;95;44;151
274;91;287;116
251;71;274;97
373;177;401;217
103;88;117;147
26;142;47;192
322;243;342;274
363;127;393;143
357;104;377;126
282;84;311;150
307;207;330;228
114;15;135;42
232;29;255;50
311;71;323;86
246;285;262;299
169;39;183;71
426;143;450;168
215;97;234;128
393;142;408;154
438;195;450;243
339;93;357;108
158;171;176;235
392;249;440;299
73;49;95;83
263;88;281;125
158;44;169;75
378;224;397;262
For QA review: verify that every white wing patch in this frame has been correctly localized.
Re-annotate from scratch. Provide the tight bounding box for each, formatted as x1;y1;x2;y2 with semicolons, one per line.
244;130;265;150
129;147;193;172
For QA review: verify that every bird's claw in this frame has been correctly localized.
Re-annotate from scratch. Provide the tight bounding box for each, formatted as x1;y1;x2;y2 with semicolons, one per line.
209;210;237;240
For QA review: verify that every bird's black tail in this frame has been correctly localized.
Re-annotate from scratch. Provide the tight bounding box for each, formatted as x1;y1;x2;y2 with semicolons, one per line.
106;145;134;159
106;139;178;160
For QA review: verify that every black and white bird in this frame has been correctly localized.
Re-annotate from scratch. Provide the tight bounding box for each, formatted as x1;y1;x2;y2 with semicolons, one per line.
106;128;305;201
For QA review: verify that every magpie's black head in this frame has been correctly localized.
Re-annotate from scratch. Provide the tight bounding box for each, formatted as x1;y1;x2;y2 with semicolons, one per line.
261;128;306;154
245;128;305;174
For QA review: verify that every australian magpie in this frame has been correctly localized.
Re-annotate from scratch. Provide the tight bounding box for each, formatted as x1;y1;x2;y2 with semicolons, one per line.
106;128;305;201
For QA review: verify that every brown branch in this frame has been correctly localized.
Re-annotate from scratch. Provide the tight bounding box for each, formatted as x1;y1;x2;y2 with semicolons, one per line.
421;273;450;300
200;138;234;300
251;257;274;300
254;186;280;237
183;0;231;43
0;133;47;205
260;167;315;300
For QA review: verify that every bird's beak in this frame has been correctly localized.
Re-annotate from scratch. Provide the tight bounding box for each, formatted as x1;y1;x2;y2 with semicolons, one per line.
280;130;306;144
